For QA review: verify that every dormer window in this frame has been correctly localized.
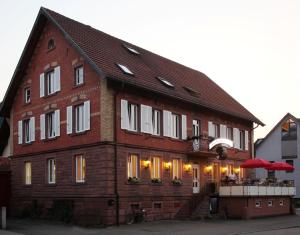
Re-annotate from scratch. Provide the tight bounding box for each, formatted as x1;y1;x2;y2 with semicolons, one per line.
48;39;55;50
156;76;174;88
117;63;134;76
123;44;140;55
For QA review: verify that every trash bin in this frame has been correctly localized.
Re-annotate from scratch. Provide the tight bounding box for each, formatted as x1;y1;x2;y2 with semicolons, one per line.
210;195;219;214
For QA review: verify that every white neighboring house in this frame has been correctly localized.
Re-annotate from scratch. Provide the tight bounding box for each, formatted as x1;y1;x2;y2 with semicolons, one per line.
256;113;299;199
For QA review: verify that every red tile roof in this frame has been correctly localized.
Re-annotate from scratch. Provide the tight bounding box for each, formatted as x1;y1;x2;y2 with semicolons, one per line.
1;7;263;125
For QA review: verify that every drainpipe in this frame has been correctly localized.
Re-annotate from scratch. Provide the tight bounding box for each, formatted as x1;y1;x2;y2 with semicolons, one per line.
251;124;260;159
114;89;120;226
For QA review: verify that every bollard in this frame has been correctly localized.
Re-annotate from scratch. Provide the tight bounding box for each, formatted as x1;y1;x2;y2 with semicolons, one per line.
1;207;6;230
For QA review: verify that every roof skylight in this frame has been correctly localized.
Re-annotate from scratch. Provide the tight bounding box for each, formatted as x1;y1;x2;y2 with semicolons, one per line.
183;86;200;97
123;44;140;55
116;63;134;76
156;76;174;88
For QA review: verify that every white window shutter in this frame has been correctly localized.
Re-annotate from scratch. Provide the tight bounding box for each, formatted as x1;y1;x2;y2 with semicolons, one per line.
245;130;249;151
141;105;152;134
30;117;35;142
208;121;214;137
181;115;187;140
220;124;227;138
67;106;73;134
54;66;61;92
84;101;90;131
18;120;23;144
55;110;60;136
40;73;45;97
40;114;45;140
233;128;240;149
163;110;171;137
121;99;129;130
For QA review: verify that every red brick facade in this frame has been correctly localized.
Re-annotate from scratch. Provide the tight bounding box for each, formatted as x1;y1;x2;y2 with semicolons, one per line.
7;12;257;225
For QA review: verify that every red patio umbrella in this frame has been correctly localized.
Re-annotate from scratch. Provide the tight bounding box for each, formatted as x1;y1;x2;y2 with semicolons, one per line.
240;158;271;168
265;162;294;171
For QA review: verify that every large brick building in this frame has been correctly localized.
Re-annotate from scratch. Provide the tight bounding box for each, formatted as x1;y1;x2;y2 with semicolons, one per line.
0;8;263;225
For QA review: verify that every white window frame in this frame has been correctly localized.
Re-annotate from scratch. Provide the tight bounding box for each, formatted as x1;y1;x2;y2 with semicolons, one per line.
152;109;161;136
48;159;56;184
226;127;233;140
240;130;245;150
75;155;86;183
268;200;273;207
25;162;32;185
75;66;84;86
151;157;161;179
46;112;56;138
128;103;138;132
24;119;31;144
171;113;180;139
75;104;85;133
193;120;200;137
24;87;31;104
46;70;55;95
127;154;139;179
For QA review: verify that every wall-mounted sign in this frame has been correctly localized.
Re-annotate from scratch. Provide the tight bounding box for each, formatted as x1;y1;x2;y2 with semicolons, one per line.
209;138;233;150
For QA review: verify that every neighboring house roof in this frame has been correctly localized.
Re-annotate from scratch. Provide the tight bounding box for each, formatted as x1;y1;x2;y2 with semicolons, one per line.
255;112;298;149
0;7;264;126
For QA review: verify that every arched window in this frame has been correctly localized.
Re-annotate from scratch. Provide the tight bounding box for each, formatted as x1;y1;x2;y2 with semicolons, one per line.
47;39;55;50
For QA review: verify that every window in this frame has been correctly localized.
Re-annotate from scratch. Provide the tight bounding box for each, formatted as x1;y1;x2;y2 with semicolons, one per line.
75;155;86;183
128;103;138;132
23;119;31;144
48;159;56;184
268;200;273;207
47;39;55;50
226;127;233;140
172;159;181;179
183;86;200;97
25;162;32;185
240;130;245;150
151;157;161;179
24;88;31;104
171;114;180;139
209;123;219;138
46;70;55;95
193;120;200;137
116;64;134;76
46;112;56;138
123;44;140;55
127;154;139;179
75;66;84;86
152;109;161;136
282;119;297;140
255;200;261;208
156;76;174;88
75;104;85;133
286;160;294;173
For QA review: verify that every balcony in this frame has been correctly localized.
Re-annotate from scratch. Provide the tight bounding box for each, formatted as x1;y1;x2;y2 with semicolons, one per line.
187;136;217;158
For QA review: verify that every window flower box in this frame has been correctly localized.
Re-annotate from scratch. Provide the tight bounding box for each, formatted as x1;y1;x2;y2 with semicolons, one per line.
128;177;140;184
171;178;182;186
151;178;162;184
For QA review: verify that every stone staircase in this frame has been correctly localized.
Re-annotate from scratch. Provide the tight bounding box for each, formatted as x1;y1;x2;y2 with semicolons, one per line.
191;195;211;219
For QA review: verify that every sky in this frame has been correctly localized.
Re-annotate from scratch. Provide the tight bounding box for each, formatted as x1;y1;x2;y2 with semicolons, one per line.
1;0;300;140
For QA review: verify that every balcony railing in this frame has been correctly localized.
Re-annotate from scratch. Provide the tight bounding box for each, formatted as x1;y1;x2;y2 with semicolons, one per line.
189;136;210;152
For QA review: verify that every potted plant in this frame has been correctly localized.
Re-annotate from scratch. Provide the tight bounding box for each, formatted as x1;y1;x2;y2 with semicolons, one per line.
128;177;140;184
151;178;162;184
171;177;182;186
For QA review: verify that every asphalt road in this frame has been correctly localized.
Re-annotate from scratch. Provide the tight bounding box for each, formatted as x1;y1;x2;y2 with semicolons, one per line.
1;214;300;235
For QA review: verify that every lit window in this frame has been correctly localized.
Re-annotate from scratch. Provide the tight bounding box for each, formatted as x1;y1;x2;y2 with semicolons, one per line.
117;64;134;76
46;112;56;138
156;76;174;88
75;104;85;133
127;154;139;179
48;159;56;184
46;70;55;95
128;103;138;131
75;155;86;183
75;66;84;86
24;88;31;104
123;44;140;55
172;159;181;180
151;157;161;179
193;120;200;137
171;114;180;139
25;162;32;185
23;119;31;144
152;109;161;136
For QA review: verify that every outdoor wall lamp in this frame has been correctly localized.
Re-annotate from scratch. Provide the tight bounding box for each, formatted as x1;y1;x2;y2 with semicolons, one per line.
164;162;172;170
204;165;212;173
184;163;192;172
221;166;228;174
143;160;151;169
234;167;240;174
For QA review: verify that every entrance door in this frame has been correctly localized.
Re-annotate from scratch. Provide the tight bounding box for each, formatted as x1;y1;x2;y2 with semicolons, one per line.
192;164;200;194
